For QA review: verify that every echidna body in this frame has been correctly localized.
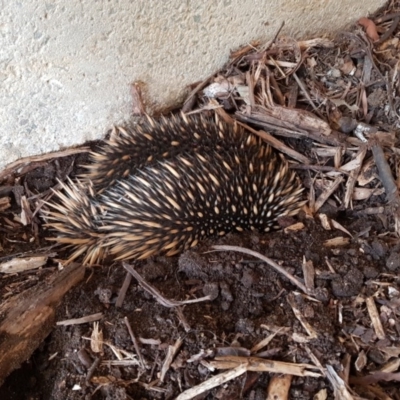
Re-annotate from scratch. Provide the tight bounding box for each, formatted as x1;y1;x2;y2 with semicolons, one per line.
44;114;304;265
85;114;252;192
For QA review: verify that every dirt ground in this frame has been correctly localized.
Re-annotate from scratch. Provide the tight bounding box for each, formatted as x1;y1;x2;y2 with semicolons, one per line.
2;1;400;399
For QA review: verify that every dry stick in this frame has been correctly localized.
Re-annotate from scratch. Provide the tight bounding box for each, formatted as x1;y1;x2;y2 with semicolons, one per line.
292;72;325;120
116;272;132;308
124;316;146;369
269;72;285;106
85;357;101;384
343;147;367;209
209;356;322;377
176;364;248;400
287;294;318;339
56;312;103;326
292;164;347;174
246;70;256;108
314;176;343;213
182;73;215;113
160;337;183;383
235;112;347;147
211;245;307;293
123;262;212;307
0;147;89;182
236;121;310;164
375;15;400;45
371;144;398;203
176;307;191;332
374;11;400;24
365;297;386;340
326;365;355;400
262;21;285;52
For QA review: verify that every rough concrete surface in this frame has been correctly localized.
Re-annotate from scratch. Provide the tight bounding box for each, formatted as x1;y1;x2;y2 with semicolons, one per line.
0;0;384;170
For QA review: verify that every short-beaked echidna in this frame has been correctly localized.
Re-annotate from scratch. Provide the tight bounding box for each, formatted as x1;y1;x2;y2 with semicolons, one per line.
44;114;304;265
84;114;252;192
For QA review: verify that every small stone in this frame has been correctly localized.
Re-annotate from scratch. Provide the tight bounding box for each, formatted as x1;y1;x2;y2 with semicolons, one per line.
386;251;400;271
203;282;219;300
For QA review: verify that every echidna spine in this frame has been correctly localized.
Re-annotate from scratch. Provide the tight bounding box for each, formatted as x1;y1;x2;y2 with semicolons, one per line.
85;113;253;192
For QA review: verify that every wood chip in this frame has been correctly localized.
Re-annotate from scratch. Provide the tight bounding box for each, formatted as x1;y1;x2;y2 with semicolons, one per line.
90;322;103;353
314;176;343;213
266;374;293;400
0;255;48;274
366;296;386;340
176;364;248;400
302;257;315;291
284;222;305;233
318;213;331;230
323;237;350;247
0;197;10;211
251;329;282;354
287;294;318;339
159;337;183;382
326;365;354;400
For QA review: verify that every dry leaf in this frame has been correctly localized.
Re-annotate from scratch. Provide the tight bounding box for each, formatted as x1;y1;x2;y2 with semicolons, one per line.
358;17;379;42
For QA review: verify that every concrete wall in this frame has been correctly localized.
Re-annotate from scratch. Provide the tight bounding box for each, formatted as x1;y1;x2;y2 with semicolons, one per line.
0;0;384;170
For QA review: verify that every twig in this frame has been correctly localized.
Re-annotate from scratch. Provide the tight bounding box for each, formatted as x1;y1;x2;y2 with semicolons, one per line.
326;365;355;400
176;307;191;332
375;15;400;45
371;144;398;203
208;356;322;377
124;316;146;369
56;312;103;326
116;272;132;308
0;147;89;182
263;21;285;52
314;176;344;213
182;73;215;113
176;364;248;400
211;245;307;293
86;357;101;384
292;164;347;174
123;262;212;307
287;293;318;339
292;72;325;119
365;297;386;340
236;121;310;164
160;337;183;382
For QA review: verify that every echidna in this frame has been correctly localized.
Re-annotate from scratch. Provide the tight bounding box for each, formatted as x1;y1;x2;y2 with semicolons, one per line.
85;114;253;192
44;114;304;265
